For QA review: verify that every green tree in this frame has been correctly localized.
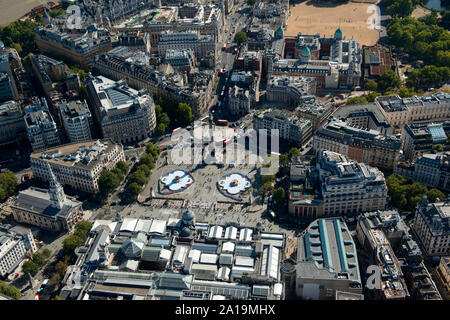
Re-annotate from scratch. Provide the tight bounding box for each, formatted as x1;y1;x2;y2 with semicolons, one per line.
127;182;142;198
75;221;92;235
406;65;450;89
140;154;155;169
146;142;160;158
98;170;120;195
110;168;124;181
273;187;286;205
22;260;38;275
440;10;450;30
261;174;275;185
137;164;151;177
70;221;91;246
247;0;257;5
261;182;274;195
365;80;378;91
49;9;65;17
0;281;21;300
128;170;147;186
116;161;129;176
287;148;301;159
42;248;51;259
378;70;401;92
419;12;440;26
234;31;248;46
62;235;83;256
386;0;414;18
0;19;43;57
366;91;381;102
10;42;22;55
0;187;6;203
158;113;170;127
279;154;290;168
0;170;17;202
346;96;368;105
156;123;167;136
176;103;194;126
426;188;445;203
32;253;46;267
398;86;416;97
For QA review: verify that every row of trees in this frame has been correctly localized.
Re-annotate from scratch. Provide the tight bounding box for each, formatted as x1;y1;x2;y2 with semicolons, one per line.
21;248;52;276
155;104;171;136
125;142;160;198
97;161;129;196
0;170;17;203
386;174;445;212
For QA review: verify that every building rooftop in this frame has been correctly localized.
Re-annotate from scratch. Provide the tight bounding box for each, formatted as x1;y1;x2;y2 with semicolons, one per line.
88;76;152;114
12;186;81;219
297;218;361;285
31;139;120;170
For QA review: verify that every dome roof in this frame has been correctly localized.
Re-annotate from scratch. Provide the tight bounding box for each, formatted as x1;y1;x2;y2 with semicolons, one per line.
275;27;284;39
180;227;193;238
334;27;343;38
182;210;195;226
301;46;311;56
121;239;144;258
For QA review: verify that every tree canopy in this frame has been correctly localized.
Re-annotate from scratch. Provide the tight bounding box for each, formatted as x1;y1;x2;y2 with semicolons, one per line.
98;170;120;195
127;182;142;198
145;142;160;159
378;70;402;92
406;65;450;89
346;96;368;105
273;187;286;205
176;103;194;126
365;80;378;91
387;17;450;68
0;281;21;300
234;31;248;46
63;221;92;257
383;0;414;18
115;161;129;176
0;170;17;202
386;174;445;212
0;18;42;57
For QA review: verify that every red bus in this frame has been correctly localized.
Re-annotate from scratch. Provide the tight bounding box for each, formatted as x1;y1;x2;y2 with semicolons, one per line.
216;119;228;126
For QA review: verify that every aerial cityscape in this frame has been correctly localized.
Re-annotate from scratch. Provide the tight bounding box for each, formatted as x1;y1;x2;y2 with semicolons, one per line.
0;0;449;305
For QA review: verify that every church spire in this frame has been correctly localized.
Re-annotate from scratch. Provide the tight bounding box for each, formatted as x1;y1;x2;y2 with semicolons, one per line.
47;162;65;209
43;8;52;26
